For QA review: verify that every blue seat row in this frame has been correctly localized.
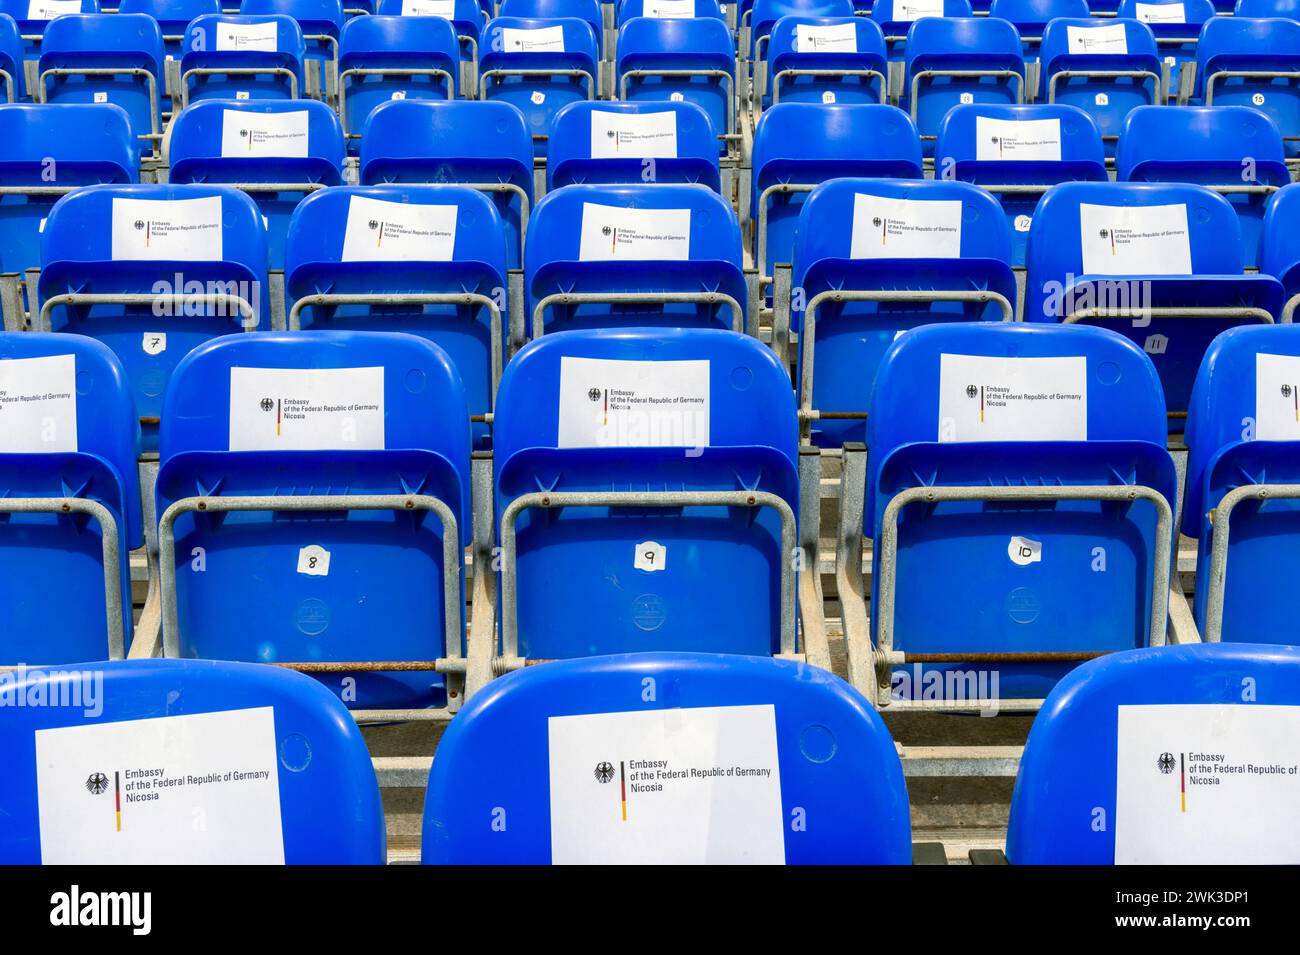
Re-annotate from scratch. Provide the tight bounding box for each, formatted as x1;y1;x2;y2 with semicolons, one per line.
4;643;1299;862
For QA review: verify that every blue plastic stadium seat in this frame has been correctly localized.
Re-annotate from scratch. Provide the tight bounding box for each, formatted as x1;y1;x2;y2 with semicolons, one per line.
358;99;531;271
155;331;471;710
750;0;854;65
1116;0;1213;81
0;333;139;665
37;13;163;165
792;178;1016;448
338;14;458;157
866;323;1177;701
1007;644;1300;863
499;0;603;57
525;183;744;336
0;103;136;278
181;14;306;105
1117;105;1289;270
1195;17;1300;158
423;652;912;864
1184;325;1300;641
987;0;1087;60
751;103;923;282
547;100;721;191
936;103;1106;268
240;0;344;77
0;13;26;100
1040;17;1161;156
1025;181;1284;421
38;183;269;451
902;16;1025;153
0;0;99;58
494;329;798;660
120;0;221;62
167;99;345;271
617;0;725;25
374;0;485;83
1237;0;1300;14
0;659;385;864
283;184;506;449
764;15;887;108
1261;182;1300;321
480;16;598;158
616;17;734;152
871;0;973;61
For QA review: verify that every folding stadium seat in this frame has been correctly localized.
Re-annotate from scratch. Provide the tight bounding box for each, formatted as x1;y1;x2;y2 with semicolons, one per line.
861;323;1178;707
0;333;139;667
0;0;98;59
423;652;912;864
1182;326;1300;643
492;328;798;663
480;16;598;159
0;103;136;286
282;185;506;449
524;183;745;336
791;178;1017;449
1237;0;1300;18
1195;17;1300;158
1262;183;1300;323
155;331;471;711
935;103;1106;268
166;99;346;272
0;13;26;101
617;0;725;24
1006;643;1300;864
119;0;222;61
749;0;853;68
750;103;923;298
358;99;532;271
38;183;269;451
499;0;603;60
616;16;735;155
1039;17;1161;155
760;15;886;111
180;14;306;105
871;0;973;62
240;0;344;99
1116;0;1214;96
547;100;721;191
374;0;486;92
1117;105;1288;270
901;17;1026;154
36;13;164;164
337;14;459;155
1025;181;1284;422
987;0;1087;62
0;659;385;864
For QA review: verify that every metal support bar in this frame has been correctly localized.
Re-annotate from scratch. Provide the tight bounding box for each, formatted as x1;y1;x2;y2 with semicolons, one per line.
755;182;815;291
797;447;831;672
37;67;160;143
799;288;1016;444
1204;69;1300;107
835;444;877;697
874;483;1173;703
908;69;1025;126
497;489;799;662
532;290;745;336
480;68;596;105
287;291;503;402
1065;305;1277;326
1047;68;1162;104
618;69;735;138
1203;483;1300;642
179;67;299;108
0;497;124;660
39;292;257;334
771;68;887;106
338;67;454;135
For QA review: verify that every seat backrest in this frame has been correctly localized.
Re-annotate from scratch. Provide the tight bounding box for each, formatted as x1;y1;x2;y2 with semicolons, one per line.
1195;16;1300;98
546;100;721;191
182;13;307;92
1235;0;1300;16
1260;181;1300;296
767;14;887;75
374;0;486;40
987;0;1088;36
1117;0;1215;30
1007;643;1300;863
499;0;601;49
339;11;460;70
480;15;599;73
0;0;100;34
0;659;385;864
871;0;974;32
1040;16;1160;95
752;102;924;188
0;13;24;97
119;0;222;32
240;0;345;38
38;12;164;76
751;0;854;52
904;14;1024;76
1117;104;1288;184
0;102;136;184
615;14;734;74
616;0;725;22
422;652;912;864
935;102;1107;183
167;98;346;185
1024;180;1244;321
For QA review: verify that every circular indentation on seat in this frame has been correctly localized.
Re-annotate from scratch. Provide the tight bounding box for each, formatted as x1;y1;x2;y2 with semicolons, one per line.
280;733;313;773
1096;359;1121;386
76;370;93;396
140;369;167;399
730;364;754;391
631;593;666;631
800;724;837;764
405;367;427;394
1006;587;1041;625
295;598;331;636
